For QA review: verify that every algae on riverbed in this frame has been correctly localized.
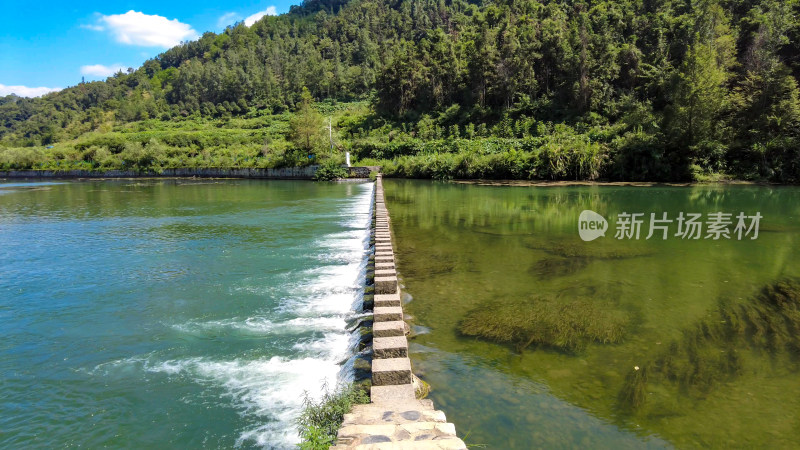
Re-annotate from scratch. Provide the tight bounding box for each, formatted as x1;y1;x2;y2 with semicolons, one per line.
619;278;800;412
459;297;628;353
384;179;800;448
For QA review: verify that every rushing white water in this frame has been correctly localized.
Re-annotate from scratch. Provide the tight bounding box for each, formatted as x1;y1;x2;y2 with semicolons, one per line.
86;181;375;448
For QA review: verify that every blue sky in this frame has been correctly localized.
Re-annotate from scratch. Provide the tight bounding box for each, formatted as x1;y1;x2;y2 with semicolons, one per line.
0;1;296;97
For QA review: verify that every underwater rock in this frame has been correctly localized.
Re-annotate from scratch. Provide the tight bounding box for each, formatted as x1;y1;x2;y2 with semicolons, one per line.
412;374;431;399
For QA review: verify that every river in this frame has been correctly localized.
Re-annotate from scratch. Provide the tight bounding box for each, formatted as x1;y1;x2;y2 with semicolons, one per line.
0;179;373;448
384;179;800;448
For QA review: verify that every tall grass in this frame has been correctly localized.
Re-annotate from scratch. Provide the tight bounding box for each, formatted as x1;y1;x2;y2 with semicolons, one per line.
296;383;369;449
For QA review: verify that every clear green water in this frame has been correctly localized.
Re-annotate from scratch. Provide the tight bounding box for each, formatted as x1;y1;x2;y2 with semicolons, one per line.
0;179;373;448
384;179;800;449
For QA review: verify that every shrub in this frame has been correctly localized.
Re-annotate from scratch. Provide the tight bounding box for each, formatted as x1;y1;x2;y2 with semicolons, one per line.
297;383;369;449
313;160;349;180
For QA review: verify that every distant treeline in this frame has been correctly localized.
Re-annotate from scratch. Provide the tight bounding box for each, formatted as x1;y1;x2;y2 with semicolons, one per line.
1;0;799;181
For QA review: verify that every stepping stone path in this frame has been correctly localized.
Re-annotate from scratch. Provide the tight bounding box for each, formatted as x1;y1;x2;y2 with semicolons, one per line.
332;175;466;449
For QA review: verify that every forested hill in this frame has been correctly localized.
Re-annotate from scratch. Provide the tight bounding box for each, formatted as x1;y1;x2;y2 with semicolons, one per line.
2;0;800;182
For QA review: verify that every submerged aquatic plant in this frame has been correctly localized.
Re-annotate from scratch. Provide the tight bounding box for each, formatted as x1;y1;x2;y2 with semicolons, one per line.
459;297;628;353
618;278;800;412
530;256;590;278
525;237;654;279
524;237;655;260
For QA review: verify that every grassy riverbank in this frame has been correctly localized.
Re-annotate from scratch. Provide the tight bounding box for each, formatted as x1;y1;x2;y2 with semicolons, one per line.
3;98;798;183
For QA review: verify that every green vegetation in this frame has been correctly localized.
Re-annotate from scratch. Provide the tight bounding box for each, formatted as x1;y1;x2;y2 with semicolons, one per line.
2;0;800;181
313;159;349;180
297;383;369;449
459;297;628;353
618;278;800;412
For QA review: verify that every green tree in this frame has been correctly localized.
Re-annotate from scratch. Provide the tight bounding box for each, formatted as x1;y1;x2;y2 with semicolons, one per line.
289;87;324;154
665;2;737;172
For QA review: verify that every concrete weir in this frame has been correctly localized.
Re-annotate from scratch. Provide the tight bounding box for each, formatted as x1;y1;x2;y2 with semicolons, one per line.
333;175;466;449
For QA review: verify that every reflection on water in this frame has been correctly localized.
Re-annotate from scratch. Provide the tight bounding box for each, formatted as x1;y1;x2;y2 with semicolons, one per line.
384;179;800;448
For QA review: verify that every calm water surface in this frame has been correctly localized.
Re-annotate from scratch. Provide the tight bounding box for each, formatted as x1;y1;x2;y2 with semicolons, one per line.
0;179;373;448
384;179;800;449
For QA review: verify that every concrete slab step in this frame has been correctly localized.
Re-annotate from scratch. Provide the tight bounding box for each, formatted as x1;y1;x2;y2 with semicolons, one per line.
373;306;403;322
333;438;468;450
372;358;411;385
373;320;407;338
373;336;408;358
374;276;398;294
374;293;401;307
334;422;464;448
343;406;446;426
370;384;417;404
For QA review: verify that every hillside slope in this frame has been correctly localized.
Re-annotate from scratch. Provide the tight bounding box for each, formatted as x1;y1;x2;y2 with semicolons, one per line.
1;0;799;181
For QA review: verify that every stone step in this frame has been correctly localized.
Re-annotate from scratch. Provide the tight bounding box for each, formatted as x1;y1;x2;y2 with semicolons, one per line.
332;437;468;450
373;306;403;322
374;276;398;294
343;405;446;426
374;269;396;277
372;358;412;386
373;320;407;338
373;336;408;359
334;422;463;448
374;293;401;307
370;383;417;405
374;255;394;263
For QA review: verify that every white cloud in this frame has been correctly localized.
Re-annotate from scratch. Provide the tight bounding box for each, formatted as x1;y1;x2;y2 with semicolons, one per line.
217;12;241;28
80;24;105;31
81;64;127;78
99;10;198;47
244;6;277;26
0;84;62;98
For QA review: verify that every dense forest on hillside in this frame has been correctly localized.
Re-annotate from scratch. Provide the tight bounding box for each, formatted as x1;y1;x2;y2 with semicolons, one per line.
1;0;799;181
